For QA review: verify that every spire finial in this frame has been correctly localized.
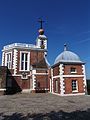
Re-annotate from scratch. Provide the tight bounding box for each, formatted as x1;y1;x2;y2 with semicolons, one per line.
64;43;67;51
38;18;44;29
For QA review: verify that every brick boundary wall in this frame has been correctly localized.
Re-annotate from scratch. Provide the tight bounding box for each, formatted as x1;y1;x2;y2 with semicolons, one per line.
0;66;7;95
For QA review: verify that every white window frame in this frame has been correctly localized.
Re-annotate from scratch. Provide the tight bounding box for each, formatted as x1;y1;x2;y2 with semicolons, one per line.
72;80;78;92
70;68;77;74
55;80;58;93
5;52;12;69
19;51;30;71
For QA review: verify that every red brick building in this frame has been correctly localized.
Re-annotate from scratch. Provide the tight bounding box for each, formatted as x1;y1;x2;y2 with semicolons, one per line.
50;44;87;96
1;28;50;94
0;28;87;95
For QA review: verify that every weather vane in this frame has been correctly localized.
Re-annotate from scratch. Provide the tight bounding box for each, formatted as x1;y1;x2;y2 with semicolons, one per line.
38;18;44;29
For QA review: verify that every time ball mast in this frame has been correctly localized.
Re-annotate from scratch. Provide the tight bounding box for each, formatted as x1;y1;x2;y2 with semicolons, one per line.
38;18;45;35
38;18;45;49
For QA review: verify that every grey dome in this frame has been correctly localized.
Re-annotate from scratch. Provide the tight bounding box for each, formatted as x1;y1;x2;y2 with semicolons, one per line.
54;50;82;64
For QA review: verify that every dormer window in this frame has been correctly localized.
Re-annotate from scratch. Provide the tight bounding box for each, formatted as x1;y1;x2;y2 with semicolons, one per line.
70;68;77;74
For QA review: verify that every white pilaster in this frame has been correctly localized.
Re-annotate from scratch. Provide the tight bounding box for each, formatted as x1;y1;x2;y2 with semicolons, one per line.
59;64;64;75
50;78;51;92
32;70;36;90
51;68;53;93
82;65;87;93
2;52;5;66
13;49;18;75
59;64;65;95
44;40;47;49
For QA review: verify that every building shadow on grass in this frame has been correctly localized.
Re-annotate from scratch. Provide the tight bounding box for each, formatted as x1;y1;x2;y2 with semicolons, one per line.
0;108;90;120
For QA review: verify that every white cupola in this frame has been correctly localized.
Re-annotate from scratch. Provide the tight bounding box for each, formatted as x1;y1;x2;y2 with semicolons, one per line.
36;28;47;50
36;18;48;51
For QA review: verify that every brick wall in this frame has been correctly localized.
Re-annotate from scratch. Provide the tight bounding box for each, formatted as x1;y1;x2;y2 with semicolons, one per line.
64;77;84;94
53;65;59;76
30;50;44;65
64;64;83;75
0;66;7;89
36;75;48;89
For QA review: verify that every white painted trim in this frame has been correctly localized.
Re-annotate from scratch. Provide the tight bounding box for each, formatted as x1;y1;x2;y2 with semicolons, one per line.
70;68;77;73
44;39;47;50
8;74;30;77
59;64;65;95
70;71;77;74
3;43;37;51
51;68;54;93
72;80;78;92
51;92;85;96
8;74;22;77
21;89;31;93
32;70;36;89
59;64;64;75
8;73;48;77
32;69;36;74
50;78;52;92
53;75;60;78
0;89;6;91
2;52;5;66
63;93;85;96
33;73;48;75
53;75;84;78
5;51;12;69
60;77;65;95
82;65;87;93
35;88;49;90
63;75;84;77
13;49;18;75
19;51;30;71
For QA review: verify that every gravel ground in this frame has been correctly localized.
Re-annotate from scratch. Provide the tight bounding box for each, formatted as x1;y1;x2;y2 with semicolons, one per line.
0;93;90;120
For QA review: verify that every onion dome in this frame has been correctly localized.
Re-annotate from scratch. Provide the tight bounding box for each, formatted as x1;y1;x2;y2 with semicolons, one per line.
54;44;83;64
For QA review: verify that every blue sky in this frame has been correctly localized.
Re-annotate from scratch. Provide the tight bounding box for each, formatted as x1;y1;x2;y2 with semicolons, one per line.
0;0;90;78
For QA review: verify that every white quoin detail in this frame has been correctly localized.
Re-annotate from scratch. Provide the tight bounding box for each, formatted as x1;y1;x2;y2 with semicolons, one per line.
32;69;36;89
50;78;52;92
44;39;47;49
59;64;65;95
2;52;5;66
51;68;54;93
82;65;87;93
13;49;18;75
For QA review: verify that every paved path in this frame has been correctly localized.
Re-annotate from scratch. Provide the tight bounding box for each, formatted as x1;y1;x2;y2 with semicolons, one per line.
0;93;90;119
